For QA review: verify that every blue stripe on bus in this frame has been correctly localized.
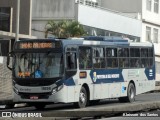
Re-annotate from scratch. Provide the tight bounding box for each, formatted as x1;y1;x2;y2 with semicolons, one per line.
64;66;155;86
64;78;75;86
145;65;156;80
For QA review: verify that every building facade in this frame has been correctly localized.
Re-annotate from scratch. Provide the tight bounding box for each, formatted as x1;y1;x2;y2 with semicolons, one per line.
0;0;33;38
99;0;160;53
99;0;160;79
32;0;141;42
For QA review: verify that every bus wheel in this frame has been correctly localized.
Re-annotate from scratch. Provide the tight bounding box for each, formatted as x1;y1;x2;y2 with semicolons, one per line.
75;86;88;108
127;83;135;102
34;103;46;110
119;83;135;103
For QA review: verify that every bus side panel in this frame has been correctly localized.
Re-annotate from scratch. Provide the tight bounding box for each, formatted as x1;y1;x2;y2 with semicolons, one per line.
108;83;121;98
93;84;101;99
101;84;109;99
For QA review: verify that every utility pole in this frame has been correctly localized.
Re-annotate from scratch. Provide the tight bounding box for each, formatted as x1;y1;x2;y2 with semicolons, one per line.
15;0;20;41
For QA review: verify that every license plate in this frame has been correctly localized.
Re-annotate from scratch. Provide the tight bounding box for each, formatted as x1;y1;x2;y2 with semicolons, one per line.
30;96;39;100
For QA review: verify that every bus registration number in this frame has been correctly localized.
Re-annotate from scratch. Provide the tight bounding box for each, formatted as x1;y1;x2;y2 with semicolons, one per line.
30;96;39;100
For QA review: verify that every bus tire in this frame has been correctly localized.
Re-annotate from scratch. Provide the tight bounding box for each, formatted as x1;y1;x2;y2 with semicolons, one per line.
119;83;135;103
34;103;46;110
74;86;88;108
127;83;135;102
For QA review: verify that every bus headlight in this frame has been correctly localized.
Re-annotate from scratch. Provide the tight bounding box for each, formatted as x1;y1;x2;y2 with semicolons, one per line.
52;84;64;95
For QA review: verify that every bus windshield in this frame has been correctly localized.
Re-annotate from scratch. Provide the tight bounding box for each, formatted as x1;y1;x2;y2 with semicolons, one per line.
14;52;63;78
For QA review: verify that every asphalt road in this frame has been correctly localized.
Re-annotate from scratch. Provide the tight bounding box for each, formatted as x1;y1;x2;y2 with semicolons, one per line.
0;92;160;114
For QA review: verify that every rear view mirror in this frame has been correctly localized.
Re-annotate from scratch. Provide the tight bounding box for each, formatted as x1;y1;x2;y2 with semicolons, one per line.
7;52;14;70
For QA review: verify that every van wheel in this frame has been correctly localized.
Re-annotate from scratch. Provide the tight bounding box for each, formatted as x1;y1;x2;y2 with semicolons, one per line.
119;83;135;103
74;86;88;108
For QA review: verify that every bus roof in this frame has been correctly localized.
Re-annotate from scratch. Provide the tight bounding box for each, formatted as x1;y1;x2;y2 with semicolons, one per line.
16;36;153;48
61;36;153;47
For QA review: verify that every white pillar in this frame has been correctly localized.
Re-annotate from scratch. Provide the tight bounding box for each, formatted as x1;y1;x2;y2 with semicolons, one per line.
15;0;20;41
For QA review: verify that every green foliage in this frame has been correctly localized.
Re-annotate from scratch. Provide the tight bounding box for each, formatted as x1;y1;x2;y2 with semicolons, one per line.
45;20;86;38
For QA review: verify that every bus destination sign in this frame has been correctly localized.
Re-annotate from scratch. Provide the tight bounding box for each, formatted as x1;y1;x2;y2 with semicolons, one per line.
19;42;57;49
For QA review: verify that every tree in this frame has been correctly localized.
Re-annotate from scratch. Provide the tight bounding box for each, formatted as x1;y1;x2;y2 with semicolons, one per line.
45;20;86;38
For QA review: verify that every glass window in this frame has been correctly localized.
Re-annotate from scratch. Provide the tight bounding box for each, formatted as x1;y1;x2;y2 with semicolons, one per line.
79;47;92;69
106;48;117;57
130;48;140;57
66;52;77;70
149;58;153;67
118;48;129;57
141;48;148;57
107;58;118;68
15;53;64;78
153;28;158;43
0;7;11;32
147;0;152;11
146;26;151;42
93;47;105;69
154;0;159;13
141;58;149;67
148;48;153;57
119;58;129;68
130;58;141;68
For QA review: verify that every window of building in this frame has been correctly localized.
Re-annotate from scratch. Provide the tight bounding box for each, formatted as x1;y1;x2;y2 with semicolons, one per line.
154;0;159;13
0;40;10;56
0;7;11;32
146;26;151;42
85;0;98;7
147;0;152;11
153;28;158;43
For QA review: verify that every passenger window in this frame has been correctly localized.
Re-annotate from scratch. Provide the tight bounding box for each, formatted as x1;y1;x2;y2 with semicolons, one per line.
119;58;129;68
118;48;129;57
93;47;105;69
130;58;140;68
141;48;148;57
79;47;92;69
107;58;118;68
130;48;140;57
106;48;118;68
66;52;77;70
106;48;117;57
148;48;153;57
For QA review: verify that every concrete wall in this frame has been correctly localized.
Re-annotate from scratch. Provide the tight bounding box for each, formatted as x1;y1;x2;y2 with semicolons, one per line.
77;4;142;37
100;0;142;13
32;0;75;19
0;0;31;35
32;0;75;38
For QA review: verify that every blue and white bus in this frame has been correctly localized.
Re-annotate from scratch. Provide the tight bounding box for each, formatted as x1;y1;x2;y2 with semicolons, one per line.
7;36;155;109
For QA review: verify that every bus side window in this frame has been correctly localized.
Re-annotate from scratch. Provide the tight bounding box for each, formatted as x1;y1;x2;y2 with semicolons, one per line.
66;52;77;70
